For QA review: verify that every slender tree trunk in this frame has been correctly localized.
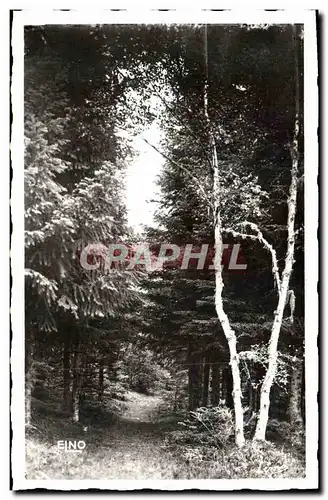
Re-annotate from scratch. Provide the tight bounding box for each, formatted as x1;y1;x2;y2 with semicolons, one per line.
254;282;293;439
211;360;220;406
173;377;179;412
188;348;202;410
288;356;304;428
213;215;245;446
71;332;81;422
25;332;34;426
63;330;71;411
247;379;253;420
253;386;258;413
224;366;234;409
188;364;194;411
203;24;245;446
254;25;300;440
72;393;79;422
98;358;105;403
188;343;194;410
25;378;32;426
202;354;210;407
301;362;305;422
218;367;223;399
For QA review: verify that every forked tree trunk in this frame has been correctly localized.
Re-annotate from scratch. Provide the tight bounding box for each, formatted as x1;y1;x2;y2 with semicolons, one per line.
204;24;245;447
254;25;300;440
254;279;294;439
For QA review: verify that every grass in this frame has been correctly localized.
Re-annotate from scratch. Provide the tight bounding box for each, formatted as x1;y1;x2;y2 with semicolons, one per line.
167;440;305;479
26;392;181;480
26;392;305;480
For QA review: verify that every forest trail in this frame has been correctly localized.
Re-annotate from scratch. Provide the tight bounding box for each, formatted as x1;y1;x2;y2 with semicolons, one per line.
94;391;178;479
120;391;164;422
26;391;180;480
26;390;305;481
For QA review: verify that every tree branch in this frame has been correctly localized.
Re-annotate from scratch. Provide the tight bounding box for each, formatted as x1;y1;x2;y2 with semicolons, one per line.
141;137;213;208
116;66;214;172
223;222;281;293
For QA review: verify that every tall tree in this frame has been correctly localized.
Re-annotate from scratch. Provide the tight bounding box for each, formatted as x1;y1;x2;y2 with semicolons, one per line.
254;24;302;440
203;24;244;446
24;26;144;420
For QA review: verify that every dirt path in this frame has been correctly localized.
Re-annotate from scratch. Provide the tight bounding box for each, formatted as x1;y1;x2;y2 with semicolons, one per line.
26;391;181;480
95;391;178;479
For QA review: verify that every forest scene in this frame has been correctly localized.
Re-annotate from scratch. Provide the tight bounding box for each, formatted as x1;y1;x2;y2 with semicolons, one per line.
24;23;306;481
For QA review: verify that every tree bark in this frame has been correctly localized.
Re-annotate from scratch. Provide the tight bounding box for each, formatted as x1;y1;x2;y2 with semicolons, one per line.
25;332;34;426
202;353;210;407
63;330;71;411
211;360;220;406
188;344;194;411
189;362;201;410
204;23;245;447
173;377;179;412
224;366;234;409
188;344;202;410
288;356;304;428
98;358;105;403
254;25;300;440
71;331;81;422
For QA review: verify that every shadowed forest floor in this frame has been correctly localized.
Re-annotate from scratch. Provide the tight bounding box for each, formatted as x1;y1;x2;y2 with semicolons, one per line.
26;392;181;480
88;392;180;479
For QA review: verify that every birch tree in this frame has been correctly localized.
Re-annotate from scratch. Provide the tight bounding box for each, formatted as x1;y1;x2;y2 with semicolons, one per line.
253;24;301;440
105;24;302;445
203;25;245;447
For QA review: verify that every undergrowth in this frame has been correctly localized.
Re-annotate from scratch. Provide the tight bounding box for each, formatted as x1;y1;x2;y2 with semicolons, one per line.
26;395;305;480
165;405;305;479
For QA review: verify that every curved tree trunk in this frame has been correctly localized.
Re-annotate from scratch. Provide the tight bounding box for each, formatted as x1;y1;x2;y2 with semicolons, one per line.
254;282;291;439
203;24;244;447
254;24;300;440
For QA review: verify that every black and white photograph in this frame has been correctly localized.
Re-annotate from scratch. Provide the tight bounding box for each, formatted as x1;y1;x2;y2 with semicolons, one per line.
11;8;318;491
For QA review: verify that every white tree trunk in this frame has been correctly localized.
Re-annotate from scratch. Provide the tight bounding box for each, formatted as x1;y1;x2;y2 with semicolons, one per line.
254;276;292;439
203;24;245;447
214;219;245;447
254;25;300;440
